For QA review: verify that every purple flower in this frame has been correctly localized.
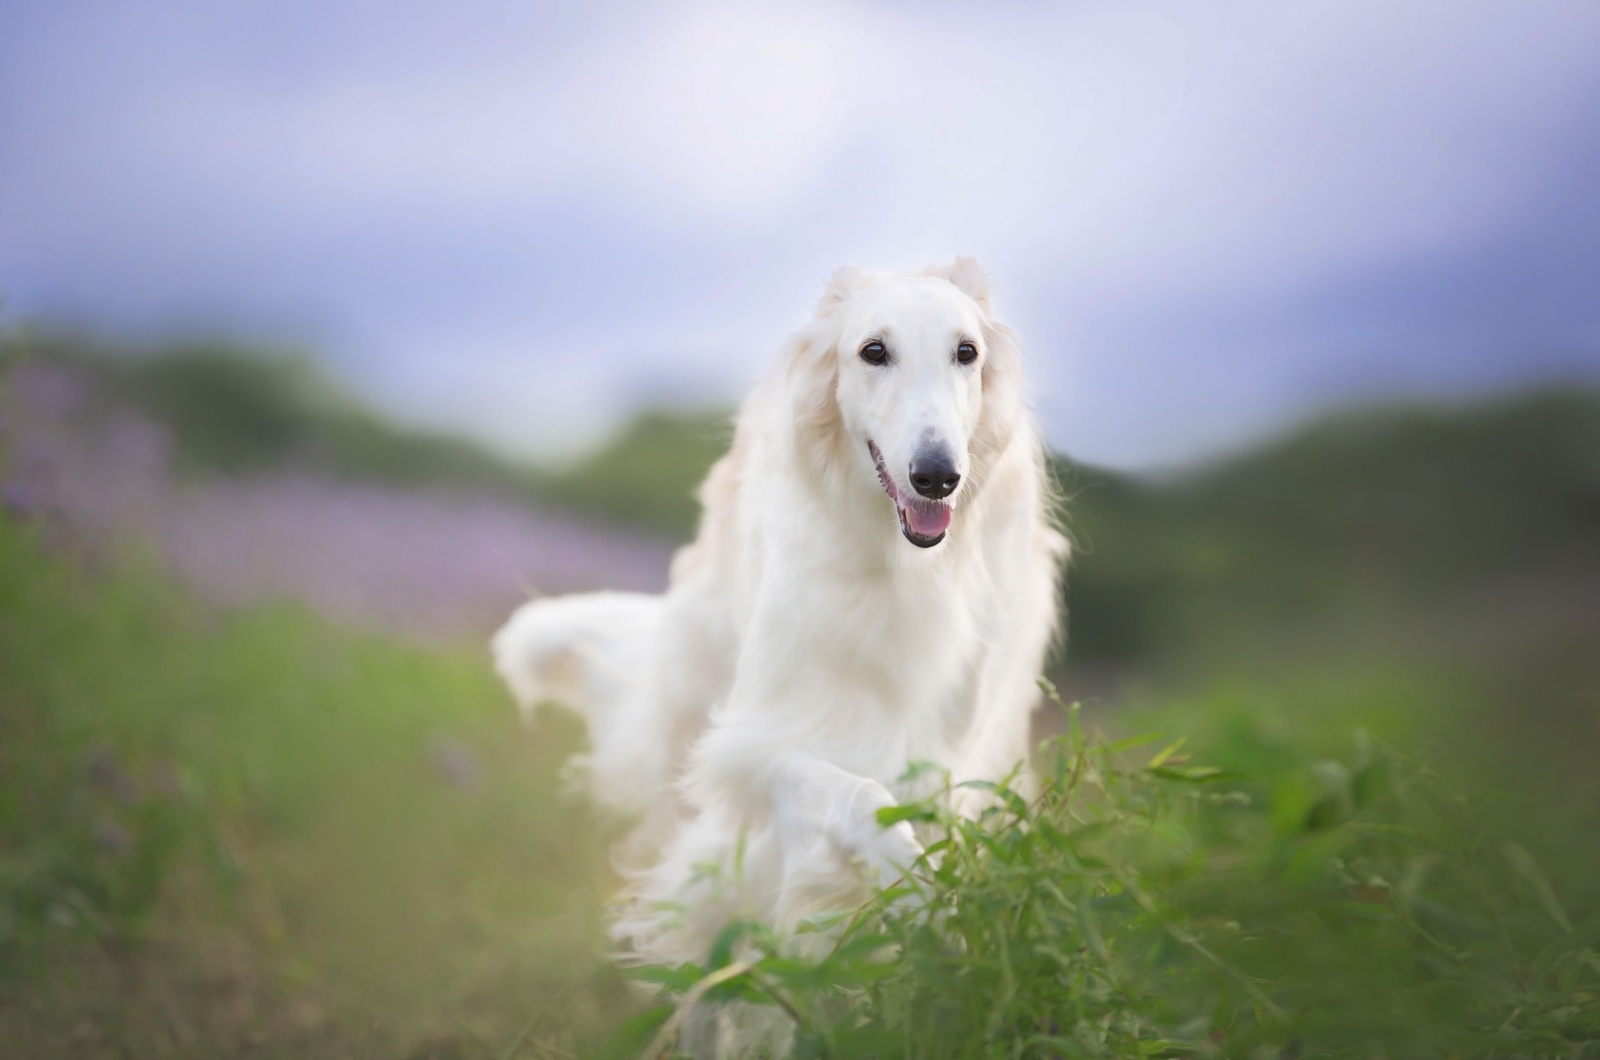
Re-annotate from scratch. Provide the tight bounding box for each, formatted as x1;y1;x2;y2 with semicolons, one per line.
1;479;32;517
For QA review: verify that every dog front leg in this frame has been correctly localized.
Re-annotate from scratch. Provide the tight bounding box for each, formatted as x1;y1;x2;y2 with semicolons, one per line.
817;758;924;881
760;754;925;931
694;738;924;891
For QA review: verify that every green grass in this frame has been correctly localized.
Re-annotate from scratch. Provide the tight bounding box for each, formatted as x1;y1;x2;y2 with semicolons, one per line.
625;683;1600;1058
0;516;635;1057
9;506;1591;1057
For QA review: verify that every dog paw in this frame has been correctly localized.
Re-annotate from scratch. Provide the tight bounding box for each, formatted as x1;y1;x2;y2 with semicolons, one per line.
864;819;925;886
835;779;925;885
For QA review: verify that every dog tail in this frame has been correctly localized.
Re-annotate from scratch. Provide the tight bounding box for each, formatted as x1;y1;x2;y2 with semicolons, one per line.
491;591;662;732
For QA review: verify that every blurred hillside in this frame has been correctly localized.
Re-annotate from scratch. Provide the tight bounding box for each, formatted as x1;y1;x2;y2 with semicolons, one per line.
20;333;732;542
0;339;682;640
1061;389;1600;667
18;334;1599;670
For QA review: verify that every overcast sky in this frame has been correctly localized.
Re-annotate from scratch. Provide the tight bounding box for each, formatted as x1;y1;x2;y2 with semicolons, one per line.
3;0;1598;468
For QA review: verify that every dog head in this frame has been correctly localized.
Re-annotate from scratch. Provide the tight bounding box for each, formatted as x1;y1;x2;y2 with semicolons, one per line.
788;258;1025;549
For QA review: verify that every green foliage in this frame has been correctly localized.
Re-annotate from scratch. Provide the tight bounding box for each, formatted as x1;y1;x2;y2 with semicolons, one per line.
1058;389;1600;666
628;683;1600;1058
0;515;628;1056
542;409;733;541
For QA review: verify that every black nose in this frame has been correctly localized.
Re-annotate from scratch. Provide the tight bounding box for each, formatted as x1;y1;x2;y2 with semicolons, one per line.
909;446;961;499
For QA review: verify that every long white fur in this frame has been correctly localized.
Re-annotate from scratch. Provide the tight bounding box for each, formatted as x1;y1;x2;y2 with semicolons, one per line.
493;258;1066;975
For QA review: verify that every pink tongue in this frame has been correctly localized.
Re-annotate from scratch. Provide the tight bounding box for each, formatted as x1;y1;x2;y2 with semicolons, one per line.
904;500;952;537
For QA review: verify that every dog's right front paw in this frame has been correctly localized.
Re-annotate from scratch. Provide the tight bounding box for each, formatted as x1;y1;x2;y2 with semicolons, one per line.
864;818;925;886
834;779;926;886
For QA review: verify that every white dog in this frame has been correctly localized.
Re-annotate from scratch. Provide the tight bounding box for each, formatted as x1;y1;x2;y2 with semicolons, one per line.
494;258;1065;974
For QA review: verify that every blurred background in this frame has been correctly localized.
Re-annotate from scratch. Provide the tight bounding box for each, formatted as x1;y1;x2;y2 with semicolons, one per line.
2;1;1598;1056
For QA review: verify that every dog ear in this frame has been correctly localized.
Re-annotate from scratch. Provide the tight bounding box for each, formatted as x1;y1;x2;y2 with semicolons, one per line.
967;318;1025;482
785;264;864;450
817;264;870;313
929;256;992;313
784;326;847;470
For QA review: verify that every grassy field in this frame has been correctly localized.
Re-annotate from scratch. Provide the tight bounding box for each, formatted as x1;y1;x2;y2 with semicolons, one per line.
6;510;1597;1057
0;515;634;1058
4;338;1599;1056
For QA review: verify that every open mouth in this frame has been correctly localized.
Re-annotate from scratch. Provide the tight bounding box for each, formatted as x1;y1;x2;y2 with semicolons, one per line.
867;441;952;549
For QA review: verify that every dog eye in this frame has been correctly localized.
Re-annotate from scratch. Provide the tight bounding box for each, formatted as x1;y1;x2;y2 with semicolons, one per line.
956;341;979;365
859;340;888;365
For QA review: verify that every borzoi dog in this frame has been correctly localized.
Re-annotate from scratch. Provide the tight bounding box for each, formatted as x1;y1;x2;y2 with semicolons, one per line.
494;258;1065;973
